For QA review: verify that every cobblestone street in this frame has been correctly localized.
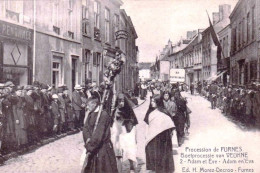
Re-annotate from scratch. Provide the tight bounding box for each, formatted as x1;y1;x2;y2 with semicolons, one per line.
0;133;84;173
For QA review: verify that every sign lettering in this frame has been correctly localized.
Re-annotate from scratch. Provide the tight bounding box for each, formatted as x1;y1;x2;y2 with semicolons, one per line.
0;20;33;42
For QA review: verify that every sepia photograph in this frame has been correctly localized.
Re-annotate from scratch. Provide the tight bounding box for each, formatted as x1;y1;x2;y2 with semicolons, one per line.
0;0;259;172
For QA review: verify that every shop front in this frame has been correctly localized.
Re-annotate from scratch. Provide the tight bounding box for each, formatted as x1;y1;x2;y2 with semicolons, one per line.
0;20;33;85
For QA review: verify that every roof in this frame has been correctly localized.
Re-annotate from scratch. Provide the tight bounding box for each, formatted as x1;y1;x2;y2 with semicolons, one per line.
138;62;152;70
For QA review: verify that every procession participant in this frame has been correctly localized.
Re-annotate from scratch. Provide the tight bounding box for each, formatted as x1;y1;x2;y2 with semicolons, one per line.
57;87;66;133
134;83;140;97
190;83;194;95
144;95;175;173
82;98;118;173
72;85;84;129
152;83;161;96
209;82;218;109
140;81;147;100
13;86;28;149
174;91;187;146
24;85;38;144
111;93;138;172
63;86;75;131
51;94;61;135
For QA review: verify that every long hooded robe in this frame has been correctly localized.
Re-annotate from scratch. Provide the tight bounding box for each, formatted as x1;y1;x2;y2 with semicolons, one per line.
82;108;118;173
144;106;175;173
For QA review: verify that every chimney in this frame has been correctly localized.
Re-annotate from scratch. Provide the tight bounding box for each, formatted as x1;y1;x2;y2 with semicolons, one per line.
187;31;193;40
213;12;219;24
219;4;231;21
192;30;197;38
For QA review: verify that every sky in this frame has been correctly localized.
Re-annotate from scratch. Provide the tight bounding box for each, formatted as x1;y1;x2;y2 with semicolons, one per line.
121;0;239;62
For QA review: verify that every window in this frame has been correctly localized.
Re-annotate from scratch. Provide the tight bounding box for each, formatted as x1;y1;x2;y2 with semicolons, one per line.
252;6;255;40
247;12;250;43
94;1;100;29
82;0;89;20
72;57;78;89
105;8;110;43
69;0;73;10
53;26;60;35
68;31;74;39
232;27;237;53
83;49;92;83
83;20;90;36
114;14;119;47
52;1;59;27
250;60;257;81
52;56;63;88
5;0;23;22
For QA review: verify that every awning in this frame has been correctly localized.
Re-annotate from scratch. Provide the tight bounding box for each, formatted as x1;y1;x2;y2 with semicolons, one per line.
206;70;227;82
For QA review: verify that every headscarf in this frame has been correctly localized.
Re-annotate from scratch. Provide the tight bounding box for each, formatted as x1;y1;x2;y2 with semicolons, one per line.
144;94;168;124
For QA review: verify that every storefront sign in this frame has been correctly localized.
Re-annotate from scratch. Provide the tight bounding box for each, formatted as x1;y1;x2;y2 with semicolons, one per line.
0;20;33;43
115;30;128;40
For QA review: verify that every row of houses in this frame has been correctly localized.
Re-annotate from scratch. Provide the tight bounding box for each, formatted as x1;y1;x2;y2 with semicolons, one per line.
152;1;260;87
0;0;139;93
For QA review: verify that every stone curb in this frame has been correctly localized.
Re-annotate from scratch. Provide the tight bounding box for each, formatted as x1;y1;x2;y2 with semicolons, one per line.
1;129;80;164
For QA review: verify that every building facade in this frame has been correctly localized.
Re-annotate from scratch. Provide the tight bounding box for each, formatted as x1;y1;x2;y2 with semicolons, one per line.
202;4;231;82
182;30;203;86
35;0;82;92
0;0;138;93
138;62;152;81
0;0;34;85
218;24;231;85
230;0;260;85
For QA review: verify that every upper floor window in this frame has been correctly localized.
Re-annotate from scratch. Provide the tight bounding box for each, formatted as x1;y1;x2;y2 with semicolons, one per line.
94;1;100;29
5;0;23;23
69;0;73;10
105;8;110;43
52;1;59;27
252;6;255;40
82;0;89;20
114;14;119;47
247;12;250;43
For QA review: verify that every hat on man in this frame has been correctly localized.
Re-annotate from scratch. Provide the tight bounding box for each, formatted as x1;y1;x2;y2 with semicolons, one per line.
52;94;58;99
74;84;82;90
24;85;34;91
16;86;24;91
41;84;49;90
4;81;15;87
0;83;4;89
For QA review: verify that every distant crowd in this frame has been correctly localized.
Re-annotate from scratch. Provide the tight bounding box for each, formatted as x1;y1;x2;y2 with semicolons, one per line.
196;81;260;128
